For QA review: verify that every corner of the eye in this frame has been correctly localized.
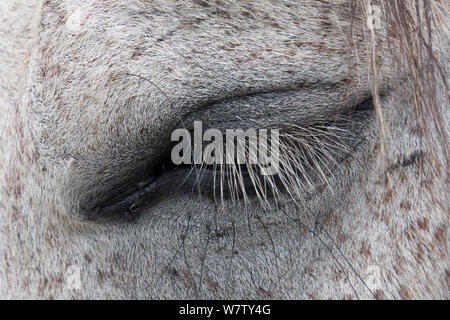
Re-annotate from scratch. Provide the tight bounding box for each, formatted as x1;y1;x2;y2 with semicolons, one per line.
61;169;134;222
76;202;124;223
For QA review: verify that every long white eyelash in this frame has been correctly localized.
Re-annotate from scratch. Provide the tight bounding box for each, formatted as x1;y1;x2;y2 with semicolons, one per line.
188;115;370;211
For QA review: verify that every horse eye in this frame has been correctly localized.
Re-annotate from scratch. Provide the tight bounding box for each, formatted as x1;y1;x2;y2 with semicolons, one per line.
83;95;374;221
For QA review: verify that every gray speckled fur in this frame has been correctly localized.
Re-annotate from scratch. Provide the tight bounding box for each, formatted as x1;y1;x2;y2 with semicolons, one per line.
0;0;448;299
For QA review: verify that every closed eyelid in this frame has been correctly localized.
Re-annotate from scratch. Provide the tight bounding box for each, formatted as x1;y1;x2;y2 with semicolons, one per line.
65;95;375;221
34;1;385;222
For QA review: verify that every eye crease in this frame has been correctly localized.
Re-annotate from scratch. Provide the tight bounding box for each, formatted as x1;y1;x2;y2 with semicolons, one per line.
92;176;157;221
86;97;374;221
88;159;174;220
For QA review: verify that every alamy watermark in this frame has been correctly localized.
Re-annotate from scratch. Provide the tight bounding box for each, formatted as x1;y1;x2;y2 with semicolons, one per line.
367;5;382;30
364;265;383;291
171;121;280;176
65;265;82;290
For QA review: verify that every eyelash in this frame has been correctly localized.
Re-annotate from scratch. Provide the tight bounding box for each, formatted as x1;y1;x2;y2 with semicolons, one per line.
87;99;373;220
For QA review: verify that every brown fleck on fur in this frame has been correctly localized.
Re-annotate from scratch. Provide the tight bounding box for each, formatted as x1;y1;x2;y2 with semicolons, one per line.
0;0;448;299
